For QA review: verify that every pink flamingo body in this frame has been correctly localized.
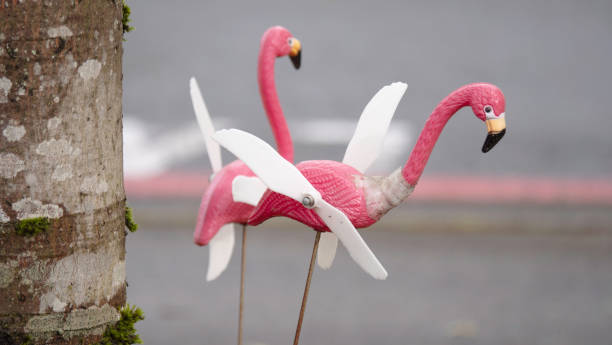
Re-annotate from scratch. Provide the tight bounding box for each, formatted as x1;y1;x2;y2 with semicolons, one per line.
246;83;507;232
195;161;256;244
194;26;300;246
249;160;376;231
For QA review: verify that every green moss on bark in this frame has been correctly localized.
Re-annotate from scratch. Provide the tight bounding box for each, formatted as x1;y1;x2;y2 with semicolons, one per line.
14;218;50;237
122;1;133;38
125;206;138;232
97;305;144;345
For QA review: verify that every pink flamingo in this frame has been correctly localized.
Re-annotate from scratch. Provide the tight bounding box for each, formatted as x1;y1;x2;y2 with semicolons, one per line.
213;82;506;344
192;26;301;279
217;81;506;258
190;25;301;345
218;81;506;235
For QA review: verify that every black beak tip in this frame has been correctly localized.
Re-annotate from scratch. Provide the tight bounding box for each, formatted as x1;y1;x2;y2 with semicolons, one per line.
290;50;301;69
482;128;506;153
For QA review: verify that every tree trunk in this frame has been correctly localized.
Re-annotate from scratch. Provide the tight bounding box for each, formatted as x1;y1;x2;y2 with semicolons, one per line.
0;1;126;344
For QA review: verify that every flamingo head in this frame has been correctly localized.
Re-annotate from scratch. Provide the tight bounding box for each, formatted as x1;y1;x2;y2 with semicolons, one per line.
469;83;506;153
262;26;302;69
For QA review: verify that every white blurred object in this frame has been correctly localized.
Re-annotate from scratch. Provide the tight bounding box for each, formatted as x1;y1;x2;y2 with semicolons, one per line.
123;115;231;178
190;77;222;173
206;223;235;281
317;232;338;269
123;117;411;178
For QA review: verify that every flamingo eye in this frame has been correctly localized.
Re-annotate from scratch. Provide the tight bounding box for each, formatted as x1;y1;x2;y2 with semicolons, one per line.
287;38;293;46
484;105;493;114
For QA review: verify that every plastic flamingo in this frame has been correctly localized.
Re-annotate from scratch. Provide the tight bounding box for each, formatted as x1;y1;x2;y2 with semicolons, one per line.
219;81;409;345
190;26;301;345
192;26;301;280
214;82;507;276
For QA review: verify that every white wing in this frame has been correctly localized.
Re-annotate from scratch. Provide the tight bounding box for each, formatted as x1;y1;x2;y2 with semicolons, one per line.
317;82;407;269
232;176;267;206
213;129;321;203
317;232;338;270
343;82;407;173
206;223;235;281
190;77;223;173
314;199;387;279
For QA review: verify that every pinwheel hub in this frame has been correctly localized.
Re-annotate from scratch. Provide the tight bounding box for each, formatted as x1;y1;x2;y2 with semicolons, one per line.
301;194;316;209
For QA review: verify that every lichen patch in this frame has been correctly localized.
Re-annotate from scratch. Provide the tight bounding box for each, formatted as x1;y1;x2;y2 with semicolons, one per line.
81;176;109;194
20;258;48;293
78;59;102;81
2;124;26;142
39;248;125;313
0;262;17;288
12;198;63;220
0;76;12;103
52;164;73;181
47;25;73;39
0;153;25;178
111;261;126;294
36;138;78;157
25;173;38;186
26;304;119;336
64;304;120;331
58;53;77;85
47;116;61;130
39;292;67;313
24;313;64;334
33;62;42;75
0;206;9;223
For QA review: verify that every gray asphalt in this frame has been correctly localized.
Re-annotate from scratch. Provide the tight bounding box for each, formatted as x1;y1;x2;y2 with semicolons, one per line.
125;203;612;345
123;0;612;177
126;227;612;345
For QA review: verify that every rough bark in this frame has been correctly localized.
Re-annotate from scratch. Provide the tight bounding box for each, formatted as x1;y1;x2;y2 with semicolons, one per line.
0;1;126;344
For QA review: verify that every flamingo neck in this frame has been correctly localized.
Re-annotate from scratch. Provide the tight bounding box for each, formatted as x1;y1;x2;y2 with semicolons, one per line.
258;43;294;163
401;85;473;185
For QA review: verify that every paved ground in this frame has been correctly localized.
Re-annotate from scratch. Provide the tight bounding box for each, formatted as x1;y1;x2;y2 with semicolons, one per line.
125;203;612;345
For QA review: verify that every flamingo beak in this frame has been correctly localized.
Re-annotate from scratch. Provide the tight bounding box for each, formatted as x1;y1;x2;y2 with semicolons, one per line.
482;117;506;153
289;38;301;69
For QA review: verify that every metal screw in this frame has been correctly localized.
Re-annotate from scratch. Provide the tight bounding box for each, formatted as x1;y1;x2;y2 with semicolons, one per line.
302;194;315;209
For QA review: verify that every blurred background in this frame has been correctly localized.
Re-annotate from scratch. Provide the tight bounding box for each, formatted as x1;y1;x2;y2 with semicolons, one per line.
121;0;612;344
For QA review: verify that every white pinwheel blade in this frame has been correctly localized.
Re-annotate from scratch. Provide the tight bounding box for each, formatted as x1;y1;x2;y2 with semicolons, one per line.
317;232;338;270
213;129;321;203
232;175;267;206
343;82;407;173
206;223;235;281
314;199;387;280
190;77;222;173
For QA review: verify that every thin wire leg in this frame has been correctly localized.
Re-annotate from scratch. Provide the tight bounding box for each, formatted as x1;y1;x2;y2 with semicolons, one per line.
238;225;247;345
293;231;321;345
